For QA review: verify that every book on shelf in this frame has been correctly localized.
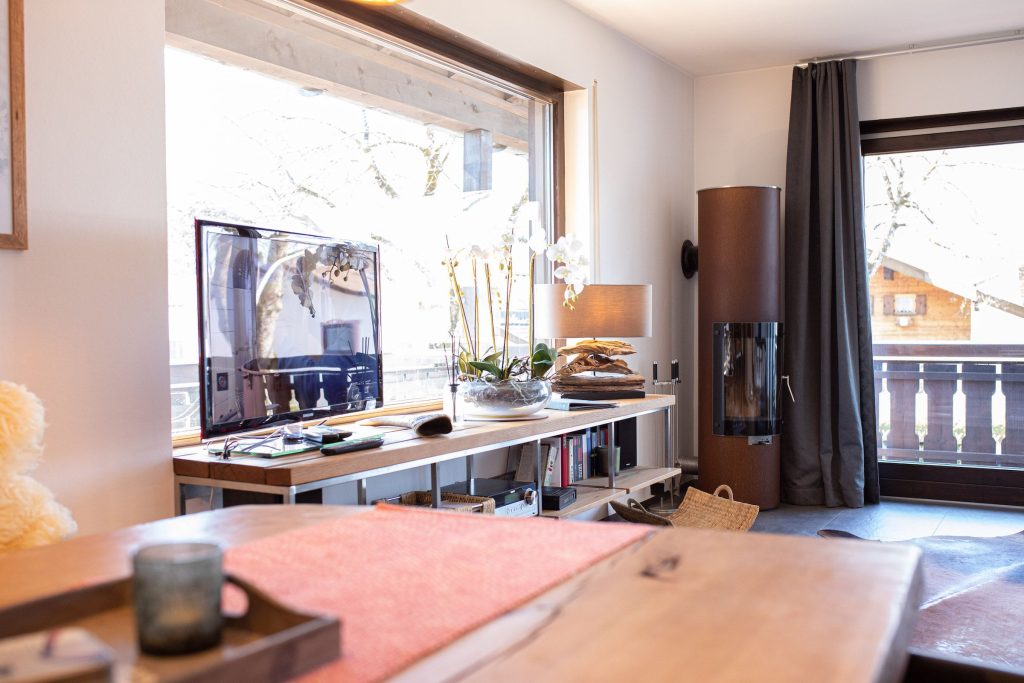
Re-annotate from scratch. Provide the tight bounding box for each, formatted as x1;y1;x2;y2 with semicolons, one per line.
504;426;613;486
542;438;561;487
513;445;534;482
507;440;563;486
564;437;573;484
573;434;581;482
547;397;618;411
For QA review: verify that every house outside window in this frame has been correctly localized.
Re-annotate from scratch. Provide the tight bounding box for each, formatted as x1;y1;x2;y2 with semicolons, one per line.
862;109;1024;495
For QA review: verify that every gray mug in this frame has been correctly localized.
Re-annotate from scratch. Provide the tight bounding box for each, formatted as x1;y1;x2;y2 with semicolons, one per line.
132;542;224;656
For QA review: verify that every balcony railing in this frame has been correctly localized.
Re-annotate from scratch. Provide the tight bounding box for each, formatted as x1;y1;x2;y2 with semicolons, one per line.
873;344;1024;468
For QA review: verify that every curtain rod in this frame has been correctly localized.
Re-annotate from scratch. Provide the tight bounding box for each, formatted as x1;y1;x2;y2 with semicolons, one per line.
798;28;1024;66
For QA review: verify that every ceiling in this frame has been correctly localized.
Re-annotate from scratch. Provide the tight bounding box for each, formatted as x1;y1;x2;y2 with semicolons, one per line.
560;0;1024;76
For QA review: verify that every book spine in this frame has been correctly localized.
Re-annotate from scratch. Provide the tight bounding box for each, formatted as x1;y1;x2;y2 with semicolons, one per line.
578;435;584;480
543;445;555;487
580;432;586;480
569;437;576;483
565;438;573;485
585;430;591;478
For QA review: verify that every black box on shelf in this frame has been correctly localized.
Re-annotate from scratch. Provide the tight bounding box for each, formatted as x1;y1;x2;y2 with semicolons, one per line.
542;486;576;510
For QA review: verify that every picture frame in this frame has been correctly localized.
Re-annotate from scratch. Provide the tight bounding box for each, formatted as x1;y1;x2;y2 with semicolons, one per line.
0;0;25;250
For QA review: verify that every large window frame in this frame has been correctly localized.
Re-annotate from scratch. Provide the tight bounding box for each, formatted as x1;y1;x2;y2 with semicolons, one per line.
862;107;1024;506
168;1;581;446
290;0;575;243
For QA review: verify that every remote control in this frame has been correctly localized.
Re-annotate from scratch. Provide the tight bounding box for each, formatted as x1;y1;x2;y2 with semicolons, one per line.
320;435;385;455
305;425;353;444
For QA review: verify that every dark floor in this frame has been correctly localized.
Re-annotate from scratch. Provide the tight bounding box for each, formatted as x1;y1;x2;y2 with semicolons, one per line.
750;497;1024;540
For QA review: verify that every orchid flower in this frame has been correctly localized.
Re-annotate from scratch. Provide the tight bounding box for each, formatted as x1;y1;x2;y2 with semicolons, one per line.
527;228;548;255
468;244;490;261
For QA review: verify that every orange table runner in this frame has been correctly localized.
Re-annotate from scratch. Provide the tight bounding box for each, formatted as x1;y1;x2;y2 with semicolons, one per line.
225;505;650;682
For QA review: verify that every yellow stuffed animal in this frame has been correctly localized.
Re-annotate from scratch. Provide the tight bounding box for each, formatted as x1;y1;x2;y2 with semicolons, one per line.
0;381;76;552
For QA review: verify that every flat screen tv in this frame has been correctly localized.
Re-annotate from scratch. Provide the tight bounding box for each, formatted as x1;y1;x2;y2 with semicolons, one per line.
196;220;382;438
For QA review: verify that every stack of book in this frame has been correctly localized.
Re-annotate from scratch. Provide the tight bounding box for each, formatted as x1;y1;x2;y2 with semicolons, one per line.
508;426;613;486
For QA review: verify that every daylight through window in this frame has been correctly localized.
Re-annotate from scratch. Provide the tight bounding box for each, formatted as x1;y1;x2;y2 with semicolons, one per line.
864;135;1024;470
165;0;554;434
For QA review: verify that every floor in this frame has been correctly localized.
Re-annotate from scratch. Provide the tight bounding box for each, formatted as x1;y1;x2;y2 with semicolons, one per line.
750;497;1024;540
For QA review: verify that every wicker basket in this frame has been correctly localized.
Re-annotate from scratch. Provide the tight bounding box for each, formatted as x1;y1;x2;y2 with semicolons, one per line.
611;485;758;531
387;491;496;514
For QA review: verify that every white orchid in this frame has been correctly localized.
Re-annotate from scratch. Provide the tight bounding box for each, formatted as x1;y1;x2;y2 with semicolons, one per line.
545;234;580;259
564;284;584;303
445;220;594;361
545;235;568;262
468;244;490;261
527;228;548;254
544;234;589;307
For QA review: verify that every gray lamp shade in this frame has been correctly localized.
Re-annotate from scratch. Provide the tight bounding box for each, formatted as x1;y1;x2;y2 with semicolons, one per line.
535;284;653;339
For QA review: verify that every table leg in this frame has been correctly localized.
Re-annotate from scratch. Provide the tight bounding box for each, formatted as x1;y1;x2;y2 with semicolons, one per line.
283;488;297;504
664;406;674;469
608;421;617;489
466;456;474;495
175;480;187;517
431;462;442;509
357;479;367;506
534;440;543;515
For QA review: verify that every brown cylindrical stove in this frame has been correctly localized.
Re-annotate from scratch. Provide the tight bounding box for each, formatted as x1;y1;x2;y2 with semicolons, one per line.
697;186;781;509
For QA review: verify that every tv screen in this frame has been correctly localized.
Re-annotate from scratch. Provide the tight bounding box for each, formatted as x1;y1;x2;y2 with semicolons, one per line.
196;220;382;438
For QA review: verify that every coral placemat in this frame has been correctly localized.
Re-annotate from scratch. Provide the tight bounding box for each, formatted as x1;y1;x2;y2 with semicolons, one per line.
225;505;649;682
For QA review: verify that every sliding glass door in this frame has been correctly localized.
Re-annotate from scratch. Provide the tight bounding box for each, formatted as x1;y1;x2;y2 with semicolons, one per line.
862;114;1024;501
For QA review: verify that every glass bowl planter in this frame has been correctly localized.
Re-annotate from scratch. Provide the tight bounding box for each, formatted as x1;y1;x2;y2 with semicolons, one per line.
457;378;551;418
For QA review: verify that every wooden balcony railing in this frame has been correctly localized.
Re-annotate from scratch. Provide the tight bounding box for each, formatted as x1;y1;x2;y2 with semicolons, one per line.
873;344;1024;468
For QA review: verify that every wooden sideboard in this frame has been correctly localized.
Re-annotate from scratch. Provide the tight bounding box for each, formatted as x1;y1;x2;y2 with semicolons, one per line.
174;395;679;519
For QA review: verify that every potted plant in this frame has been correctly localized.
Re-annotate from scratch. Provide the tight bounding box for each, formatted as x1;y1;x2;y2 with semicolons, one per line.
443;217;587;418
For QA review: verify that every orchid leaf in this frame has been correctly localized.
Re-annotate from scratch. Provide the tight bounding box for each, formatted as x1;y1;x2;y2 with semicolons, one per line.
468;361;503;379
530;342;557;379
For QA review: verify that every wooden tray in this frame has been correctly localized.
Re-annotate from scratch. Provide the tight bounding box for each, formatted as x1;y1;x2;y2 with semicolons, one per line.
0;574;340;682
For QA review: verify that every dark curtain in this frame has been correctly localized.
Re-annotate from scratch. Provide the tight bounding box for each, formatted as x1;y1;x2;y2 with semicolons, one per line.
782;60;879;507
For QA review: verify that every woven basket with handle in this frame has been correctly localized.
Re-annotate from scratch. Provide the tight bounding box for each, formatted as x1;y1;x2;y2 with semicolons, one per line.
611;484;759;532
396;491;496;514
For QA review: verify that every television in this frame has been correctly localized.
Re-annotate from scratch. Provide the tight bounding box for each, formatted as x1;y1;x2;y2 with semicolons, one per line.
196;220;382;438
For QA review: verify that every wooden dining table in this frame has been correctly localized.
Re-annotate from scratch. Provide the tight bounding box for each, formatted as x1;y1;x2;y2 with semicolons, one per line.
0;505;923;682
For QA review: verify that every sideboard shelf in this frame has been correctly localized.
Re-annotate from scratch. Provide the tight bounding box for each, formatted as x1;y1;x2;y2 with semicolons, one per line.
174;394;677;520
541;486;625;519
541;465;681;519
576;465;681;494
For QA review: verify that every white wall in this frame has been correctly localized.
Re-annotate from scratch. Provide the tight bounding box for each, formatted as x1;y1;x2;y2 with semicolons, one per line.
0;0;693;532
0;1;172;535
858;40;1024;120
694;66;791;191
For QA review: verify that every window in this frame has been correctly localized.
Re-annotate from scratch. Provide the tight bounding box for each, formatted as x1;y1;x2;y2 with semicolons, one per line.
165;0;559;435
862;109;1024;492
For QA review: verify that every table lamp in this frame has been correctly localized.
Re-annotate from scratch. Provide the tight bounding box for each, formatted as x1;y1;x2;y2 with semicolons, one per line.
534;284;653;398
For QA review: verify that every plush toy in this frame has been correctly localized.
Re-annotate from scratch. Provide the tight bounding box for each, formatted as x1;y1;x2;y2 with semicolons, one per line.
0;381;76;552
